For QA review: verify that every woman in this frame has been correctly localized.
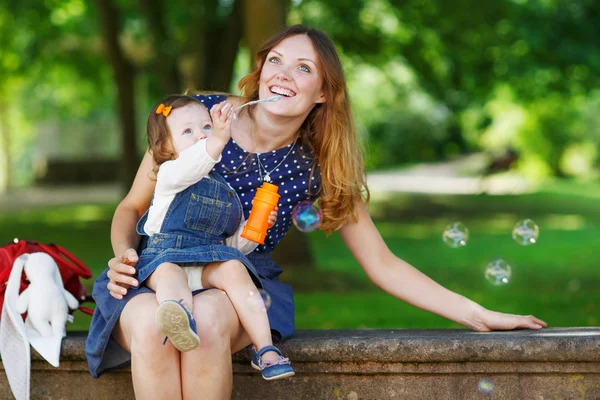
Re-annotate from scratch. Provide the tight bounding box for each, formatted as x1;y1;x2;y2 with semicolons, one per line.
86;25;546;399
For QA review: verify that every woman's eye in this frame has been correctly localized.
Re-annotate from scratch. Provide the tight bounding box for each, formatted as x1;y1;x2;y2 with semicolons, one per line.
203;124;212;131
269;56;281;64
299;64;311;73
183;128;193;135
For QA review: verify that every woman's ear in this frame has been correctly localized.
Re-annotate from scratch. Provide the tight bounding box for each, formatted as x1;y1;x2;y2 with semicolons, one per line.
315;92;326;104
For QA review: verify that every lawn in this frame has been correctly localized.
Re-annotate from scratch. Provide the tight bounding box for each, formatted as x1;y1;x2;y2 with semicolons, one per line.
0;180;598;331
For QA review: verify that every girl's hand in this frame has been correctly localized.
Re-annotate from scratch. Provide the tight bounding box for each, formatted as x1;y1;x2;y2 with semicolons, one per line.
267;207;278;229
210;101;233;145
106;248;139;300
468;306;547;332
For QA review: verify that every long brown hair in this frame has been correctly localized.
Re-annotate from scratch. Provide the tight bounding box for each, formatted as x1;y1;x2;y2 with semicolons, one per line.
146;95;204;177
238;25;369;234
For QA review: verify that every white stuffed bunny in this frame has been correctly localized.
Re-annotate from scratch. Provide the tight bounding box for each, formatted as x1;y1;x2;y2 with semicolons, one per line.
15;252;80;337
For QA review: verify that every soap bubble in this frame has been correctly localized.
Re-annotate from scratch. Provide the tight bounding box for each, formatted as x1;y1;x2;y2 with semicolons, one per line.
247;289;272;312
478;379;495;395
442;222;469;248
259;289;272;310
512;218;539;245
485;259;512;286
292;201;323;232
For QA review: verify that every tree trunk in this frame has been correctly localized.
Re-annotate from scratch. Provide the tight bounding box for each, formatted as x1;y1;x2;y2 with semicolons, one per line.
181;0;244;91
272;227;316;269
137;0;181;94
204;0;244;91
93;0;139;192
243;0;288;65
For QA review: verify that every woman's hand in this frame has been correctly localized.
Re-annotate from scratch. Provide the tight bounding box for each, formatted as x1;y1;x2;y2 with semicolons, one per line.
106;248;139;300
467;305;547;332
267;206;279;229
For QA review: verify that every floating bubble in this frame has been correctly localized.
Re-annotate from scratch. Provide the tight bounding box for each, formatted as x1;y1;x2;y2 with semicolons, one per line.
478;379;495;395
246;289;272;312
292;201;323;232
567;279;581;293
259;289;272;310
512;218;539;246
485;258;512;286
442;222;469;248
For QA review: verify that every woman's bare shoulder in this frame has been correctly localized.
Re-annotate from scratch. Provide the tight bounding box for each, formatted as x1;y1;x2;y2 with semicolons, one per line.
226;95;243;107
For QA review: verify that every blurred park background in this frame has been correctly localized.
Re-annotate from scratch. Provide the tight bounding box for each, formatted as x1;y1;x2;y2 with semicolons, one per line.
0;0;598;331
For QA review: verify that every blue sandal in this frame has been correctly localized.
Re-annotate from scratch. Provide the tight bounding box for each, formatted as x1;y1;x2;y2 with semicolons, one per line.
251;345;295;380
155;299;200;352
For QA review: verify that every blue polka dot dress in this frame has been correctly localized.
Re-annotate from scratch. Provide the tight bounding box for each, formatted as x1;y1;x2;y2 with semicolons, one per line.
195;94;322;341
213;139;320;252
85;94;321;379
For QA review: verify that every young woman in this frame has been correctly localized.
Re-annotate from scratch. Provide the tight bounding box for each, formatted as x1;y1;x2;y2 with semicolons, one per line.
86;25;546;399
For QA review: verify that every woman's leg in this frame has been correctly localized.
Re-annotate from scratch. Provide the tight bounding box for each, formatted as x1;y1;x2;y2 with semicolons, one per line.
113;293;183;400
146;262;193;310
201;260;278;361
180;289;252;400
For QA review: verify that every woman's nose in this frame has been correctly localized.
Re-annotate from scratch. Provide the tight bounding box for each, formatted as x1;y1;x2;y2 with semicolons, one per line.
276;69;292;81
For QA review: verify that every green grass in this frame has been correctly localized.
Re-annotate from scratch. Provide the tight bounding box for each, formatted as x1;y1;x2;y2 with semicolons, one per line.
298;182;600;329
1;180;598;331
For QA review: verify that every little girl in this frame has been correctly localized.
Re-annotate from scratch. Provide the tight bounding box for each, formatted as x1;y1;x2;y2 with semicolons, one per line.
134;94;294;380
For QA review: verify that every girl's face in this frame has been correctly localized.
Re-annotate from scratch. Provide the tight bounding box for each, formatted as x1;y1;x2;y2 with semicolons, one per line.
259;35;326;117
167;103;212;155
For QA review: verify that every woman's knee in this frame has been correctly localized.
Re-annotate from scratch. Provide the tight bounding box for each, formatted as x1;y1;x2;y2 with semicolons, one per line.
192;290;240;345
120;295;178;360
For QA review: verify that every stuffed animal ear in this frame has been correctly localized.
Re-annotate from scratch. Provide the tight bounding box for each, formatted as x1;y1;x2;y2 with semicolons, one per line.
51;258;65;288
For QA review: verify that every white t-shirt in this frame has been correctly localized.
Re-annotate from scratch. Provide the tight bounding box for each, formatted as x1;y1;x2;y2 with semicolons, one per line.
144;139;257;255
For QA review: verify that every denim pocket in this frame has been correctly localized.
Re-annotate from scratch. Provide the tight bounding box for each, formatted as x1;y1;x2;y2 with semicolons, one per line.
184;192;232;235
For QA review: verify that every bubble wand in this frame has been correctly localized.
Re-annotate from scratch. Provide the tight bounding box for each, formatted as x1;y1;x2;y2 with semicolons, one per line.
233;95;282;119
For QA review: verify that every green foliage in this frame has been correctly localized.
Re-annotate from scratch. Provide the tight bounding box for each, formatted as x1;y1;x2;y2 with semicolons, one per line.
0;180;598;329
292;0;600;172
299;180;600;328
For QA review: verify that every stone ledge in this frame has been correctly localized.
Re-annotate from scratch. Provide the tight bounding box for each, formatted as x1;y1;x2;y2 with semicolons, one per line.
1;328;599;399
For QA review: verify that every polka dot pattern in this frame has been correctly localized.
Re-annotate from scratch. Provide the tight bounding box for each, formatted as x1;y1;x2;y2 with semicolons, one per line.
213;139;321;253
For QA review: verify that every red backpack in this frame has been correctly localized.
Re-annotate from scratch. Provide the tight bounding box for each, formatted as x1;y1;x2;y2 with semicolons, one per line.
0;239;94;317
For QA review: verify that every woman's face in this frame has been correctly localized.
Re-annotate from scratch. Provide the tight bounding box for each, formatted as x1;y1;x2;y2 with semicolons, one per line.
258;34;326;117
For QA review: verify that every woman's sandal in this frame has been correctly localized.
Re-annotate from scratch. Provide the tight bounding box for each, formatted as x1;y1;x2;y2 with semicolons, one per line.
251;345;295;380
155;299;200;352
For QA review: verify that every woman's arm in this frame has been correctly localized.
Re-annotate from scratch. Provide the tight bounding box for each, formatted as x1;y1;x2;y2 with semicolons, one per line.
338;201;547;331
106;151;156;299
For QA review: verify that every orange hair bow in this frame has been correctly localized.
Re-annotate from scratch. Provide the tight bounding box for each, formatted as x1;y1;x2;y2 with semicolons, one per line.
155;103;172;117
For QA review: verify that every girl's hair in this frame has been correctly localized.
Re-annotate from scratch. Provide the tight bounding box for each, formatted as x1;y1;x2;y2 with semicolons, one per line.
146;95;204;177
238;24;369;234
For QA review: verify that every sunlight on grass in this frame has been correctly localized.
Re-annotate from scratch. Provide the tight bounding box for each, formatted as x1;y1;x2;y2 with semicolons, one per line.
1;180;598;331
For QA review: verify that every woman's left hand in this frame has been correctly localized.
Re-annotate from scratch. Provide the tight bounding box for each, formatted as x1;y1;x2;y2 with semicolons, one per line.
468;306;547;332
267;206;278;229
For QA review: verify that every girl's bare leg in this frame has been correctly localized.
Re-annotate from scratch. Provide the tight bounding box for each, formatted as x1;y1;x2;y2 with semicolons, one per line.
180;289;252;400
113;293;183;400
146;262;193;310
201;260;279;362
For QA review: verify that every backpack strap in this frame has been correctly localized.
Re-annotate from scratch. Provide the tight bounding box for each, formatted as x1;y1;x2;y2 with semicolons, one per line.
36;242;92;279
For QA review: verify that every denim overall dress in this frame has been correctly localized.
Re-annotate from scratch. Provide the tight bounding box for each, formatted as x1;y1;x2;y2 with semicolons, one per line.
86;171;263;378
133;172;261;287
86;94;321;379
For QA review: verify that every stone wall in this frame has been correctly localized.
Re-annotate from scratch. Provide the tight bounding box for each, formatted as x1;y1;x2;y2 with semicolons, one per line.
1;328;599;399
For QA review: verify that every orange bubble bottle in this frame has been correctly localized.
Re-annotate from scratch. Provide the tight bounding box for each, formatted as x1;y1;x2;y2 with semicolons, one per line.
241;182;280;244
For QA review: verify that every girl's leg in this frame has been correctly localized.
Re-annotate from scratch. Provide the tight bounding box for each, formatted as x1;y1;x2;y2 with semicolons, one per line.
146;262;192;310
113;293;183;400
180;289;252;400
201;260;279;362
